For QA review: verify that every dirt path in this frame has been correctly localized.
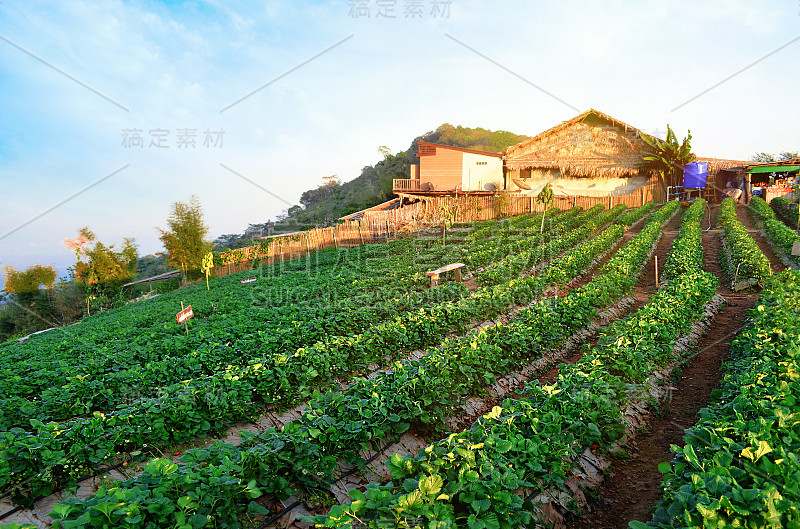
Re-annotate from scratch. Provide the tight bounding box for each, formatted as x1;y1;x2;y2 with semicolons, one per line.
638;209;683;296
571;291;757;528
567;202;785;529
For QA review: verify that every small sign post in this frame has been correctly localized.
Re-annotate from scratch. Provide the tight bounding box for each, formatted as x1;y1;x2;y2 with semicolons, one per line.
176;302;193;335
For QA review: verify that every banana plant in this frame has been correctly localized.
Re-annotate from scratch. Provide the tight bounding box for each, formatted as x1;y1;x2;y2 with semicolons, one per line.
639;125;696;197
536;183;554;233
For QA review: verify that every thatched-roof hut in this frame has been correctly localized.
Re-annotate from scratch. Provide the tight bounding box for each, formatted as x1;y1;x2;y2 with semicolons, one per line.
504;109;655;197
504;109;752;199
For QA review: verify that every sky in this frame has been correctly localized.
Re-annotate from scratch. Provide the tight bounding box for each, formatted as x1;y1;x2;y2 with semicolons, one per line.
1;0;798;288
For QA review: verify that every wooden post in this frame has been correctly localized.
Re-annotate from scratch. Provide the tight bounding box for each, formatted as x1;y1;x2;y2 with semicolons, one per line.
305;233;311;256
331;227;338;249
358;221;365;245
744;173;752;204
386;219;391;238
181;301;188;335
654;256;658;288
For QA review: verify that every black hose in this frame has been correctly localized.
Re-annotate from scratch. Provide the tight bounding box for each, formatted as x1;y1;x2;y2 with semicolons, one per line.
253;442;393;529
0;462;126;520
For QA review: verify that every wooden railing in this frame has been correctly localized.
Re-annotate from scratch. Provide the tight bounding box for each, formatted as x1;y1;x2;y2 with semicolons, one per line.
393;178;421;191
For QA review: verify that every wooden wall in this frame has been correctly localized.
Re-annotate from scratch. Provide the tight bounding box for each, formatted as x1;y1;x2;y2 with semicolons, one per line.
419;147;463;191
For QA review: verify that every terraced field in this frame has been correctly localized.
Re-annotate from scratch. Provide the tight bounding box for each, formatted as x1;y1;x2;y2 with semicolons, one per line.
2;199;797;529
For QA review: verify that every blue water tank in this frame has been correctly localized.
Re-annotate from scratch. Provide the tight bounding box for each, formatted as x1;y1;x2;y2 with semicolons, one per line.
683;162;708;188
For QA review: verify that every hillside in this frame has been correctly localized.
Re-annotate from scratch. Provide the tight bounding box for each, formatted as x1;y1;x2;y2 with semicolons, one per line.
213;124;529;249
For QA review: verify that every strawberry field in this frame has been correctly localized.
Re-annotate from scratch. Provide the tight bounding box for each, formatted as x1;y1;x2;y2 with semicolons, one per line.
1;199;798;529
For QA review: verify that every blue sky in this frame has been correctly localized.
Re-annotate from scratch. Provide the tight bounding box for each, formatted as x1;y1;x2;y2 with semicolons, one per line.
1;0;798;287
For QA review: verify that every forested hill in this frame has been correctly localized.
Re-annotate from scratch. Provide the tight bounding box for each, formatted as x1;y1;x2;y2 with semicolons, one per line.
213;124;530;249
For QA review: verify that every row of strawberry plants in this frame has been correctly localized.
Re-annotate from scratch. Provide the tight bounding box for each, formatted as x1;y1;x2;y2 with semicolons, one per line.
2;213;551;423
0;236;456;399
43;209;644;528
614;200;656;226
771;196;799;228
663;198;705;281
0;285;473;431
748;196;776;223
634;270;800;529
718;197;772;286
0;206;615;502
464;208;575;269
0;247;482;424
477;205;619;286
749;196;800;268
308;228;715;528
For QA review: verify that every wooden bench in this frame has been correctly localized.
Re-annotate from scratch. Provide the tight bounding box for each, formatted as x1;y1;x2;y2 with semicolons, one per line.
426;263;464;288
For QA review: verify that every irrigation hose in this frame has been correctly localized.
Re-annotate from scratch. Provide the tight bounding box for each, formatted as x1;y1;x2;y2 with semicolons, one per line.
253;442;393;529
0;462;127;520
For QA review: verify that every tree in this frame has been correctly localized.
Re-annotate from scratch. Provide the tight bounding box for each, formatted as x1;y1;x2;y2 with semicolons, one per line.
2;264;57;294
751;151;799;162
157;195;213;279
751;152;776;163
639;125;695;197
65;227;138;294
1;264;71;340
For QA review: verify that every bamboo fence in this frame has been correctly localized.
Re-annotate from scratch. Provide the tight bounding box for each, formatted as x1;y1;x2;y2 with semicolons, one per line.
211;180;664;278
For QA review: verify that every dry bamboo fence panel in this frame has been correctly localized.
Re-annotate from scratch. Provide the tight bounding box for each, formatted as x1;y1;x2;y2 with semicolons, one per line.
211;185;664;278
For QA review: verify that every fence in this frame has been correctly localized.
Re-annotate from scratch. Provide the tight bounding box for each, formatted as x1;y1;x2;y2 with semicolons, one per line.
211;180;664;278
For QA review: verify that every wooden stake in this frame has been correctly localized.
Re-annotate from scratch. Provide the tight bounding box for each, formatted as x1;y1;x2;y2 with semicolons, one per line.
332;227;338;249
654;256;658;288
181;301;188;335
358;221;365;245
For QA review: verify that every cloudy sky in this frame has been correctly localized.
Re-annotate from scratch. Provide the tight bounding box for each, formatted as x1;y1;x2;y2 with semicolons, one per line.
1;0;798;285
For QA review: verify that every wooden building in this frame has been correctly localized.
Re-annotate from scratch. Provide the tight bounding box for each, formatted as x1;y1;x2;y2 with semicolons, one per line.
393;141;504;194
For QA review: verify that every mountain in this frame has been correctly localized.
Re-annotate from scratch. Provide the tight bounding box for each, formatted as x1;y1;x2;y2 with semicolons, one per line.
213;124;530;249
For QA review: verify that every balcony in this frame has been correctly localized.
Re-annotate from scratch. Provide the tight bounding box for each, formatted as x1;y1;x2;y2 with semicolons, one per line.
393;178;421;192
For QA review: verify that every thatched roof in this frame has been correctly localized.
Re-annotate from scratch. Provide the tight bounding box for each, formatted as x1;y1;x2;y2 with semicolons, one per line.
504;109;654;178
695;157;749;174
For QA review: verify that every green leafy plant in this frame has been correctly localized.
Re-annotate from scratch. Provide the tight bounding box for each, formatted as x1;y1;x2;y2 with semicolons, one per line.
536;183;555;233
639;125;696;197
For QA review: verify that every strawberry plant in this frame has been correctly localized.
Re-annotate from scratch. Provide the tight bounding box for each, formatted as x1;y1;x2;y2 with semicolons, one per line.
718;197;772;287
771;196;799;229
663;198;705;281
635;270;800;528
